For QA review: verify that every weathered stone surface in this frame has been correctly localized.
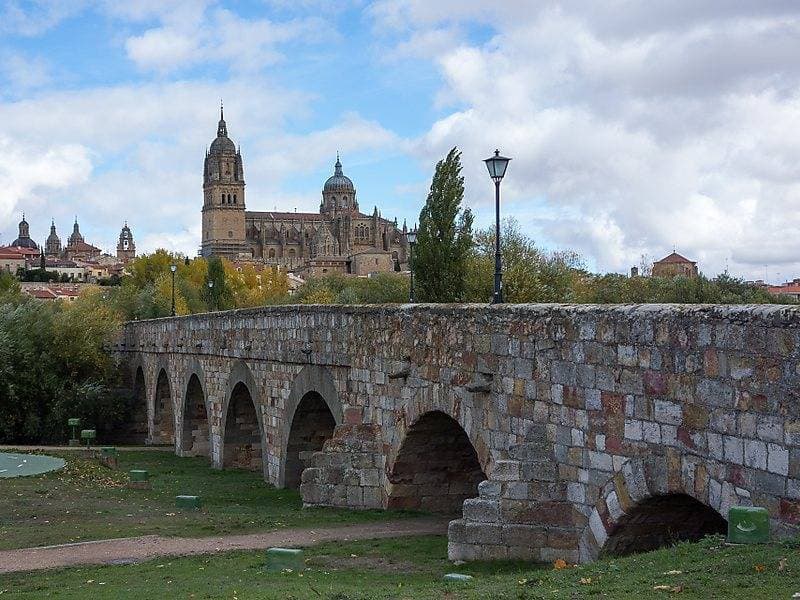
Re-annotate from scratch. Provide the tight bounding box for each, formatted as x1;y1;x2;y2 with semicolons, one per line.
116;303;800;564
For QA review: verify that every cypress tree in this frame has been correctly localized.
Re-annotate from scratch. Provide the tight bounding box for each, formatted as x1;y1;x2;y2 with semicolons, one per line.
414;147;474;302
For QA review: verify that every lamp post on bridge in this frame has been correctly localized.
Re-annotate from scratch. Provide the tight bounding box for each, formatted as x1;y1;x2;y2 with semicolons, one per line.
170;264;177;317
483;149;511;304
207;280;215;312
407;229;417;303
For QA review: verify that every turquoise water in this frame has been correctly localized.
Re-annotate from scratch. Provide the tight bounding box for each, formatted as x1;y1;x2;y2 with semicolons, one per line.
0;452;66;478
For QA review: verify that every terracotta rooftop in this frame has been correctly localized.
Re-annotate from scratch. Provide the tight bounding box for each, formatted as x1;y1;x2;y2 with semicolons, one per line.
67;241;101;253
654;252;696;265
768;284;800;295
0;245;40;258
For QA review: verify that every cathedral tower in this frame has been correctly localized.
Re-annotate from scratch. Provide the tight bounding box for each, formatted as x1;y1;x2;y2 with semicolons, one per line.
45;220;61;256
11;214;38;249
201;104;247;259
117;222;136;262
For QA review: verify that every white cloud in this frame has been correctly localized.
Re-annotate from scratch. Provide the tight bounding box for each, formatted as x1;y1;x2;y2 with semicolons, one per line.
0;0;88;36
370;2;800;280
0;52;51;93
0;78;397;255
0;137;92;241
124;6;332;74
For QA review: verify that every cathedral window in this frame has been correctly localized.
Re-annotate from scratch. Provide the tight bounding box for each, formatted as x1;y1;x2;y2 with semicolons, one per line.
268;248;275;259
288;248;296;257
221;193;225;204
227;194;231;203
233;194;237;204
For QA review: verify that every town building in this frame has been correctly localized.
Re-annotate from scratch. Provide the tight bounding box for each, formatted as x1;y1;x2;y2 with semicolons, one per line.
652;251;699;278
766;279;800;301
200;106;411;277
2;215;135;282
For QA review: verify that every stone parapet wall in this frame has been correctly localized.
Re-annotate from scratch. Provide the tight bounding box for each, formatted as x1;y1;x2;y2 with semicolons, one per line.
118;303;800;562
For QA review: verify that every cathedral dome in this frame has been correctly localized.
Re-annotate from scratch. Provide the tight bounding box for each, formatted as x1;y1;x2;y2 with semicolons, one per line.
208;104;237;155
209;135;236;155
11;215;38;249
323;156;354;192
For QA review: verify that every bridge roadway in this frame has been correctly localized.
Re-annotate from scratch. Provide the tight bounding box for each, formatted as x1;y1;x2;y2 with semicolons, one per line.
115;303;800;562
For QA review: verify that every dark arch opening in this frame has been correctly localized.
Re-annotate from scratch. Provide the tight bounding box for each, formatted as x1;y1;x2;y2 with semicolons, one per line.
154;368;175;445
223;382;262;471
388;411;486;514
123;367;148;444
603;493;727;557
181;374;210;459
284;391;336;490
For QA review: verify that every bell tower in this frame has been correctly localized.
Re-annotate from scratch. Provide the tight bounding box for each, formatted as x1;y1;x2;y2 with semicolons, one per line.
201;103;247;259
117;222;136;262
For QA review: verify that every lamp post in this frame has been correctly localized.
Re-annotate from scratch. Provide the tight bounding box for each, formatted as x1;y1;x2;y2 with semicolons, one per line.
207;280;215;311
406;230;417;303
170;264;177;316
483;149;511;304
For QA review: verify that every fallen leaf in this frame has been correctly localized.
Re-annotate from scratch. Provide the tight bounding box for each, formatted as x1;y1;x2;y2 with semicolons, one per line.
553;559;568;570
755;564;766;573
779;558;786;572
663;570;683;575
580;577;592;585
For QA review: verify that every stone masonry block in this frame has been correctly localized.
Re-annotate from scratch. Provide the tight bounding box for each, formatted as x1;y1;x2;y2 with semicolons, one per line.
478;480;502;499
465;522;502;545
463;498;500;523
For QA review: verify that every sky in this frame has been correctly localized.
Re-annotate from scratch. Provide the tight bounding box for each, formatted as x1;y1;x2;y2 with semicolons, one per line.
2;1;800;282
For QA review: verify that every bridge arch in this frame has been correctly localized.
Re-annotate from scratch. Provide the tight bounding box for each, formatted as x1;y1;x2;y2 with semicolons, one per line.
220;361;265;474
581;457;730;561
152;362;175;446
179;360;210;459
280;365;343;489
119;356;149;445
387;409;486;513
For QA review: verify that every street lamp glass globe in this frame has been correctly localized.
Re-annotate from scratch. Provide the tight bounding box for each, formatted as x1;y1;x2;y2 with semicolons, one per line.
170;264;177;273
407;231;417;245
484;149;511;182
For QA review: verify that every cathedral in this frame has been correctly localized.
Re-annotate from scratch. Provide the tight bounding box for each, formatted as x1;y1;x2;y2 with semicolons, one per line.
200;107;411;277
8;214;134;263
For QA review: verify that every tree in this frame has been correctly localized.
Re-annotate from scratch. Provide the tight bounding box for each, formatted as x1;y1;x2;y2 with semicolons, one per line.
0;291;126;444
205;257;233;310
465;218;584;303
0;271;20;297
414;147;474;302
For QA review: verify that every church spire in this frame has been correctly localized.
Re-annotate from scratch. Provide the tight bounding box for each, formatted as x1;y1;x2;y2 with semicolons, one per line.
217;100;227;137
334;153;343;176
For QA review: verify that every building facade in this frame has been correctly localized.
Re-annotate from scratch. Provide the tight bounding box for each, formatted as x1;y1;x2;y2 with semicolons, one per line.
652;251;699;278
200;108;411;276
117;222;136;262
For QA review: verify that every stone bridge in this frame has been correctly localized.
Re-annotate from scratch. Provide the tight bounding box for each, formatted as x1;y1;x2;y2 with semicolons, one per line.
114;304;800;562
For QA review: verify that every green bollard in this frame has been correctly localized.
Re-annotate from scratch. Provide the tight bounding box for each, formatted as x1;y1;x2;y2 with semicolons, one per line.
68;418;80;446
176;495;202;510
444;573;473;582
99;447;118;469
128;469;150;489
265;548;304;572
728;506;770;544
80;429;96;449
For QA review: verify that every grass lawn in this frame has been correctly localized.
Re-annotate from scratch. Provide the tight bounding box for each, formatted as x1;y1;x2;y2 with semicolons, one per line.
0;450;411;550
1;534;798;599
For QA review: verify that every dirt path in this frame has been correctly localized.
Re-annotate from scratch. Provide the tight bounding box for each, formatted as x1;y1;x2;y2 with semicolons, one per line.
0;445;169;452
0;518;448;574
